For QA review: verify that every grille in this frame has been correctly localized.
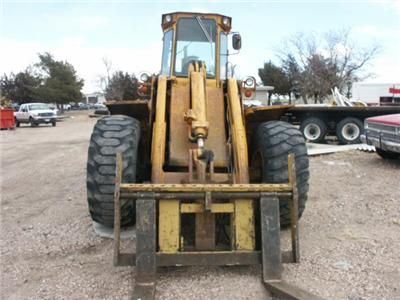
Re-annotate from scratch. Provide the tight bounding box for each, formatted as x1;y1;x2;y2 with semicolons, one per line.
38;112;54;117
367;122;396;134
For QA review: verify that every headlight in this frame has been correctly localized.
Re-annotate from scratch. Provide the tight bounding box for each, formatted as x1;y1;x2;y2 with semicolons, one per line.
164;14;172;23
222;17;230;26
244;77;255;87
364;122;368;129
244;90;253;98
140;72;150;82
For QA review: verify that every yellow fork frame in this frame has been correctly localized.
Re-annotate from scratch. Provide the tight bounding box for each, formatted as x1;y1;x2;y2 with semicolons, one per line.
113;151;307;300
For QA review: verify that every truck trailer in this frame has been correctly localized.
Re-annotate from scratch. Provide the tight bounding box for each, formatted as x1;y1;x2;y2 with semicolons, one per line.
244;87;400;144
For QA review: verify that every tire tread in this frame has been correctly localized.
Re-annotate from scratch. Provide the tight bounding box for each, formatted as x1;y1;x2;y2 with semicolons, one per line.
86;115;140;227
254;121;310;226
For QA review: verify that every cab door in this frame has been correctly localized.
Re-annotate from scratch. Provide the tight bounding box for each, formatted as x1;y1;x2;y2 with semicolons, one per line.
19;105;29;121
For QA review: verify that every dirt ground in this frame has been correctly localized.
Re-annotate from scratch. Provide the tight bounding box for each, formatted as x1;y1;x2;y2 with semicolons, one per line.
1;111;399;300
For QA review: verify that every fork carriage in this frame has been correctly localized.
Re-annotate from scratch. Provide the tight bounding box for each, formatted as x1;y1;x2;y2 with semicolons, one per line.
113;153;319;300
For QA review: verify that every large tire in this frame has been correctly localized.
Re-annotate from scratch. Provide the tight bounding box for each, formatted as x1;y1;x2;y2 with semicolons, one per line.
300;117;327;143
376;148;400;159
87;115;141;227
252;121;310;226
336;117;363;144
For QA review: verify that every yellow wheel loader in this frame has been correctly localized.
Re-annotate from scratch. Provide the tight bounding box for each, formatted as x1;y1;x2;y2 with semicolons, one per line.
87;12;320;300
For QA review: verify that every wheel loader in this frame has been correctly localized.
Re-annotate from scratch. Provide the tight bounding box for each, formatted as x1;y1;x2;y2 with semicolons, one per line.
87;12;320;299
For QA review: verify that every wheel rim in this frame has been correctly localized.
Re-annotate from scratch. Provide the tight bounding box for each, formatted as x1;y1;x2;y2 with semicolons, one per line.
304;124;321;141
341;123;360;141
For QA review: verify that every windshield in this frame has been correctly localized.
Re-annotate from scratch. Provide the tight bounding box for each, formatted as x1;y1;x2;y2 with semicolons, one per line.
29;104;50;111
175;17;216;77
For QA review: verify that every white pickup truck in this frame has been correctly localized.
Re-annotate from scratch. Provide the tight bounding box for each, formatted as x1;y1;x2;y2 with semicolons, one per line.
14;103;57;127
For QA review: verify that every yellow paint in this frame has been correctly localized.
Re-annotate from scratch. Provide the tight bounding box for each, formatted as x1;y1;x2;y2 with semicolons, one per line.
120;183;292;192
188;65;209;139
151;76;167;182
287;154;295;186
174;77;218;88
159;200;180;253
227;78;255;251
152;76;180;253
181;203;235;214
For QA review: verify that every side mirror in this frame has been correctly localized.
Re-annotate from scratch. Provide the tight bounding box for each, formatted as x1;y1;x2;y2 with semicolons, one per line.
232;33;242;50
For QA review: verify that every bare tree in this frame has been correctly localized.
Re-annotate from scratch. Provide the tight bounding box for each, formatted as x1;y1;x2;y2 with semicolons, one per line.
278;29;380;102
324;29;380;88
97;57;113;92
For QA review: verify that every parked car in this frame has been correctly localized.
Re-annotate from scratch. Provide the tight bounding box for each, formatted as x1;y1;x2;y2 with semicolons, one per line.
361;114;400;159
79;102;89;110
70;103;80;110
93;103;106;109
48;105;60;116
14;103;57;127
11;103;20;111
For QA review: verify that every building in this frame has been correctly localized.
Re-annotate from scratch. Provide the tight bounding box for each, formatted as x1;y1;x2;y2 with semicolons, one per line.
352;83;400;106
84;92;106;105
242;85;275;106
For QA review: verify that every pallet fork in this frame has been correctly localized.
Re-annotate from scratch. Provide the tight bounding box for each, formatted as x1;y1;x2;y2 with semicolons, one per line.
113;152;322;300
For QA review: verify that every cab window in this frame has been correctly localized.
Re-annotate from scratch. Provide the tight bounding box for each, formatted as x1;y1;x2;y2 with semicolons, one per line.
161;29;173;76
220;33;228;79
175;18;216;77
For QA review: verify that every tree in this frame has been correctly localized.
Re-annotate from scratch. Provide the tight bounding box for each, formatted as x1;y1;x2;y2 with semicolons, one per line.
1;53;84;111
258;61;290;104
0;69;41;104
35;52;84;109
105;71;139;100
97;57;113;92
277;29;380;102
281;54;301;103
300;54;340;103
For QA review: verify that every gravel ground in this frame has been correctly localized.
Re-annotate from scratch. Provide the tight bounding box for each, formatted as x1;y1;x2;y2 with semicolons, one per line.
1;111;399;300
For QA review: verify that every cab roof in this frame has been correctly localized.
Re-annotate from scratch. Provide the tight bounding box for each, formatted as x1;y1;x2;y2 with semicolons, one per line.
162;11;230;19
161;12;232;32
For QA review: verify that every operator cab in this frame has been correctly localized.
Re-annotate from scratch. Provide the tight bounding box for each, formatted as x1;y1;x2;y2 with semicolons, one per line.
160;12;241;81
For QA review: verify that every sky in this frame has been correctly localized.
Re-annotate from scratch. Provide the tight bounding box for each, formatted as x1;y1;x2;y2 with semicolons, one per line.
1;0;399;93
